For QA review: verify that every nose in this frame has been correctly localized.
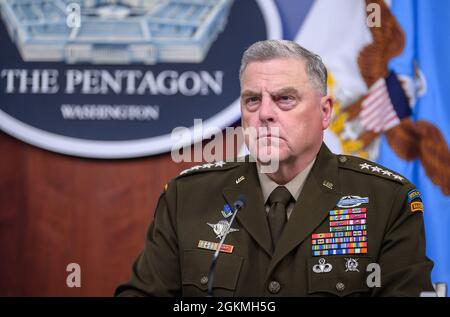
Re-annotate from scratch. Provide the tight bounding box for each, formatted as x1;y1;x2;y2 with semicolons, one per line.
258;95;276;124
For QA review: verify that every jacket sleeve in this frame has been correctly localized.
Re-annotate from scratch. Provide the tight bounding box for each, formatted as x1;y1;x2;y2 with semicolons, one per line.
115;181;181;296
372;183;434;296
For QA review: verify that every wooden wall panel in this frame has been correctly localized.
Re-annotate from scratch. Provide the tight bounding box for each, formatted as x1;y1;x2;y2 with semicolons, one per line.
0;131;197;296
0;131;26;295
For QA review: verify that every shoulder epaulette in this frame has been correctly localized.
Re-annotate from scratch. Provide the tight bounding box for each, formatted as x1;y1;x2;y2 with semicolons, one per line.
336;154;410;185
176;160;241;178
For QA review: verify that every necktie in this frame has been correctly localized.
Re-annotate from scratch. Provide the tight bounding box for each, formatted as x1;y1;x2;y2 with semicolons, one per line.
267;186;293;249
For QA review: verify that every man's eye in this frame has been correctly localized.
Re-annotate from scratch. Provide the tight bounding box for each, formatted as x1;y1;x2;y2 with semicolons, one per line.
276;95;297;110
278;95;295;102
245;97;260;106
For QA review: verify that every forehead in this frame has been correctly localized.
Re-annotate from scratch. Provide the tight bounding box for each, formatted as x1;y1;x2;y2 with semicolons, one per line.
240;58;308;89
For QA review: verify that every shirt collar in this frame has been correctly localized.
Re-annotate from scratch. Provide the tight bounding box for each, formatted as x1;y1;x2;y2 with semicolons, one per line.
257;158;316;204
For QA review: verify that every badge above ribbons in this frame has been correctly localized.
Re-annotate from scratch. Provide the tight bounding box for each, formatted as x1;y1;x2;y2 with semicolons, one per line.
336;195;369;208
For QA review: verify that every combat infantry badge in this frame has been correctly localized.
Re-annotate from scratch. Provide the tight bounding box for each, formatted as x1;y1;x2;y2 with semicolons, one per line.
336;195;369;208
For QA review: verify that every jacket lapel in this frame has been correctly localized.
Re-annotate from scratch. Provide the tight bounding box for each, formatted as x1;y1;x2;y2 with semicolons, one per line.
266;144;343;277
222;161;273;256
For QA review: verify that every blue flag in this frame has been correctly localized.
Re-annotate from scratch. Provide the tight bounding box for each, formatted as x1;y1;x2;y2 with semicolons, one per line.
378;0;450;288
275;0;449;290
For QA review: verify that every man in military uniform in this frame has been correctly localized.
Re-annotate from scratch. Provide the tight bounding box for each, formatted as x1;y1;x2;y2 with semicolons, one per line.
115;40;434;297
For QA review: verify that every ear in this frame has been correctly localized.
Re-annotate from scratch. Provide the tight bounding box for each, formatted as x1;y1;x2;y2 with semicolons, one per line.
320;95;333;130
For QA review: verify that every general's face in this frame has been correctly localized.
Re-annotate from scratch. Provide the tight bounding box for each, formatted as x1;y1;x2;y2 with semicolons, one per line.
240;58;332;164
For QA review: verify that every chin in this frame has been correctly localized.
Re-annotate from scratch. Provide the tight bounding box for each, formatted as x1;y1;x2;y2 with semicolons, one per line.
254;146;288;164
278;153;290;161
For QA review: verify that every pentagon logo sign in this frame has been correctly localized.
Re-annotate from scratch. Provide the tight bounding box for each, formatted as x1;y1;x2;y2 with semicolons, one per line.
0;0;283;158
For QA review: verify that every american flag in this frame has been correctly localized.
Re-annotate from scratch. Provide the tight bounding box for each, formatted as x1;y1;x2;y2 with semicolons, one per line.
360;78;400;133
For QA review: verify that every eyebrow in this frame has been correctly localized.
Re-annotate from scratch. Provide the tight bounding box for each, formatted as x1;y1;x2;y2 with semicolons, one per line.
240;90;260;99
270;87;300;96
240;87;301;99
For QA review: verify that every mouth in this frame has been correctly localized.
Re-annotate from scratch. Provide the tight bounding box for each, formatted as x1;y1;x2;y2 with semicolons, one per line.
257;134;283;141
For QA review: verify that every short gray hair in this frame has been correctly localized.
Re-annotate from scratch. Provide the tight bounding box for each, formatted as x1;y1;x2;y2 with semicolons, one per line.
239;40;327;96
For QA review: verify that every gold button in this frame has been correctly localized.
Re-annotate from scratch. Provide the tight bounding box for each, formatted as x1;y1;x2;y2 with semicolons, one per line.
336;282;345;292
339;156;348;163
200;276;208;285
268;281;281;294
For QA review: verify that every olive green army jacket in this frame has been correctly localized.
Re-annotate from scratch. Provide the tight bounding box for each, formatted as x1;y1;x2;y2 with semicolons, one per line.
115;144;434;297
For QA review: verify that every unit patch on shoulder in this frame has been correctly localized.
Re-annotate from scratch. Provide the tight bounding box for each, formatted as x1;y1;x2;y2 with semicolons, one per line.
408;189;424;213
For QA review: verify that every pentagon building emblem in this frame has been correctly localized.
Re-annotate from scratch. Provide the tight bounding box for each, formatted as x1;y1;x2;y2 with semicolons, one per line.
0;0;234;64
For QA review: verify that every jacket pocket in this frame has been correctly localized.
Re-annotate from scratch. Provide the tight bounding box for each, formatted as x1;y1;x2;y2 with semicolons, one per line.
307;256;373;297
182;249;244;296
